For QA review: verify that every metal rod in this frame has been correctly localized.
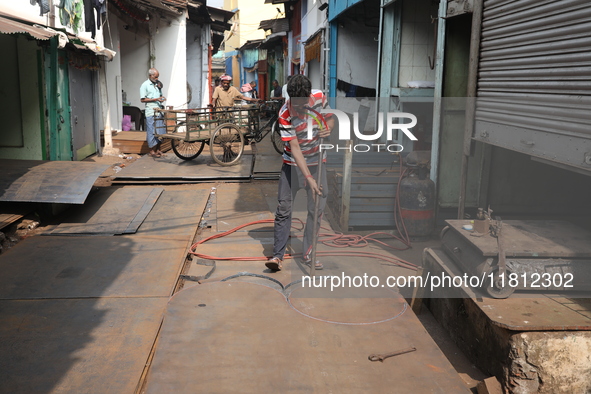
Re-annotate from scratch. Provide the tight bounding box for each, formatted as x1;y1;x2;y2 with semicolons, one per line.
430;0;448;189
368;346;417;362
309;136;324;277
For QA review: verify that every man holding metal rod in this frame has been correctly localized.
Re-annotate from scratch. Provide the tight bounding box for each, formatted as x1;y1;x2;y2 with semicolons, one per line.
265;74;334;273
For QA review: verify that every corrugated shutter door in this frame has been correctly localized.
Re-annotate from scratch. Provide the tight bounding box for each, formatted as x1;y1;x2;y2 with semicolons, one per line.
474;0;591;171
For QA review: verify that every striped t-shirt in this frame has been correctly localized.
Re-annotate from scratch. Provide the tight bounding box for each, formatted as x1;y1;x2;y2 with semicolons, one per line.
278;90;332;166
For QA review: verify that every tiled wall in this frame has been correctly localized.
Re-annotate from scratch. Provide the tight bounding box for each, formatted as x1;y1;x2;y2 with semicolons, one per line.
398;0;438;87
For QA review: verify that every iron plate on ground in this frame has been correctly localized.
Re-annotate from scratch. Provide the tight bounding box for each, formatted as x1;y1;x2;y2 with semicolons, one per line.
0;297;167;393
0;159;109;204
145;281;469;393
0;235;188;299
49;187;163;235
112;153;253;183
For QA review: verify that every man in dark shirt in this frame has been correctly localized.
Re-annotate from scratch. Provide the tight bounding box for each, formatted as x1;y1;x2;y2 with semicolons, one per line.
271;80;282;100
249;81;259;99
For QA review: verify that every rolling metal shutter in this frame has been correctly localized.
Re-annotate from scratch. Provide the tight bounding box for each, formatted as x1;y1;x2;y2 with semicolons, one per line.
474;0;591;172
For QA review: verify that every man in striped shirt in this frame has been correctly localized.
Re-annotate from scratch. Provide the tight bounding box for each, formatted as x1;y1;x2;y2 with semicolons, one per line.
265;74;334;272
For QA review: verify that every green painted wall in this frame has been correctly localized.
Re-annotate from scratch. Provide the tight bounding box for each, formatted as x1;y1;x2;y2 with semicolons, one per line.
0;35;44;160
45;38;73;161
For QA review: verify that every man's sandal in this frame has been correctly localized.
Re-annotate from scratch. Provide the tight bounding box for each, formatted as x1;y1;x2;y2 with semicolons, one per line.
265;257;283;271
304;259;323;270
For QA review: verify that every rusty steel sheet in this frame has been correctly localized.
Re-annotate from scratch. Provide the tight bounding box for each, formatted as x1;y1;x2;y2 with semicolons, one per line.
0;159;109;204
112;153;253;182
215;183;275;232
0;297;167;393
135;189;209;240
144;281;469;393
480;296;591;331
49;187;163;235
189;232;277;283
424;248;591;331
0;235;188;299
445;220;591;258
196;231;274;253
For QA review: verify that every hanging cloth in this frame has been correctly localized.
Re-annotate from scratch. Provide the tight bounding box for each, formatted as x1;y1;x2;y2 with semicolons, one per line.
30;0;50;16
83;0;96;38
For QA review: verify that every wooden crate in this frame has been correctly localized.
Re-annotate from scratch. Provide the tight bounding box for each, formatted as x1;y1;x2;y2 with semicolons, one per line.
326;167;400;230
101;131;171;154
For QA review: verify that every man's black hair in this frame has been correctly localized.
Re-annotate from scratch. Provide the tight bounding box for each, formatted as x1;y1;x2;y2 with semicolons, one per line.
287;74;311;99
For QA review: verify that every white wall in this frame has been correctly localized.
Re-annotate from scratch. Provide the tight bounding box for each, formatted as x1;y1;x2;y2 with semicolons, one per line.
209;0;224;7
308;59;322;90
302;0;326;38
398;0;438;87
200;24;211;108
103;14;122;133
336;21;378;93
302;0;328;90
156;14;187;110
119;21;150;110
186;22;203;109
118;13;187;112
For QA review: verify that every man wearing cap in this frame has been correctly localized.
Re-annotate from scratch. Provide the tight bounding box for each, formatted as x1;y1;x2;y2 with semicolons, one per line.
211;75;258;108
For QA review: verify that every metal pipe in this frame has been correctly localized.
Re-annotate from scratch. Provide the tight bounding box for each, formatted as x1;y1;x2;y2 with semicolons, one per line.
305;106;330;276
48;0;56;27
458;0;484;219
430;0;448;187
323;27;329;94
309;135;324;277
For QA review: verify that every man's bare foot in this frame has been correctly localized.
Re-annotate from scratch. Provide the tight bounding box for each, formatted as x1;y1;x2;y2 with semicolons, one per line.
149;151;161;158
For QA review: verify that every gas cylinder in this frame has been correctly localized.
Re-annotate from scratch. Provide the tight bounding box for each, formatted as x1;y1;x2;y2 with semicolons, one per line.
399;166;435;237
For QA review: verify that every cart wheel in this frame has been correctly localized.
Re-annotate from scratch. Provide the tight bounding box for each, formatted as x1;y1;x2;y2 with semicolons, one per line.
210;123;244;166
271;120;284;154
483;266;515;299
171;139;205;160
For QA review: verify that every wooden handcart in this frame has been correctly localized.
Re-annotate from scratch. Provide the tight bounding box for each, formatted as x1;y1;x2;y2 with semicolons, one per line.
154;102;284;166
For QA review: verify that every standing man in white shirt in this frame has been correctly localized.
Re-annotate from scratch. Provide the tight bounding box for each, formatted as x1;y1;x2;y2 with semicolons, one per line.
140;68;166;157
